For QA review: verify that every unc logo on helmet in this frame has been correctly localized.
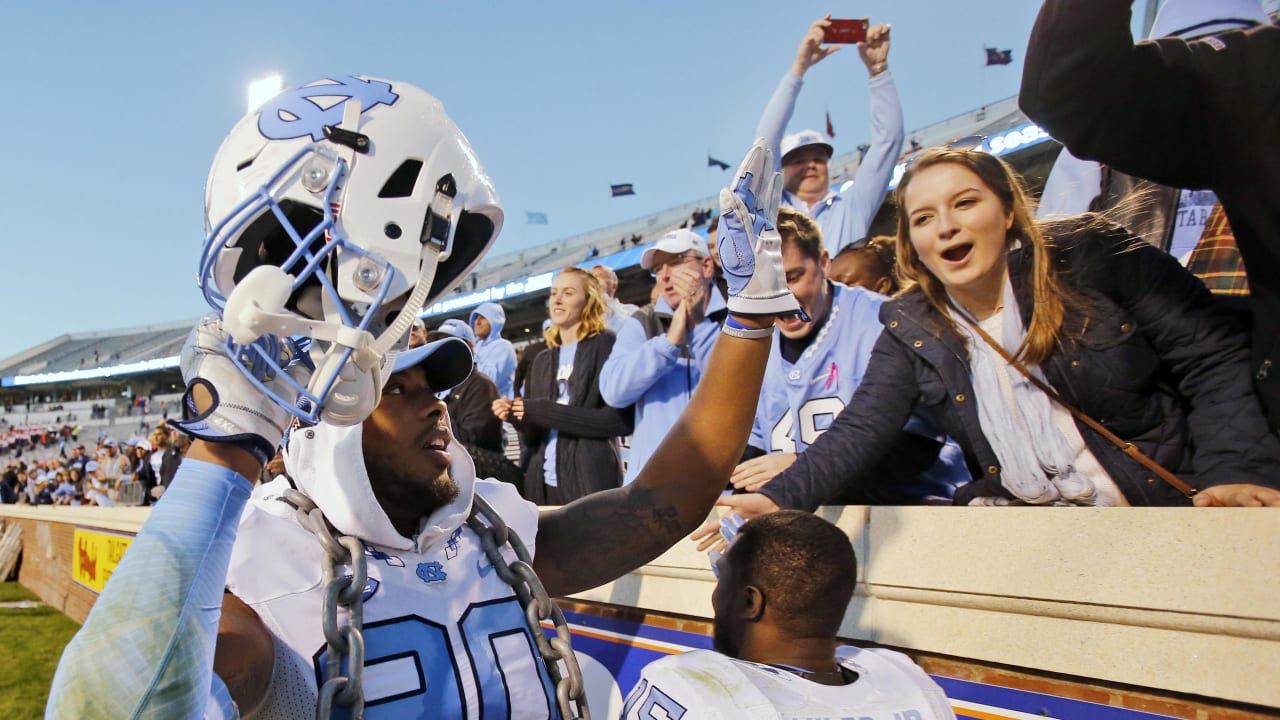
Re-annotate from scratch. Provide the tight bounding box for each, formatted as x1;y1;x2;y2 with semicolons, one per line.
257;76;399;142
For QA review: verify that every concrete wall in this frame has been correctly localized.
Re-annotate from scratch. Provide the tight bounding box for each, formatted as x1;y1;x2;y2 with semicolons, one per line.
5;503;1278;716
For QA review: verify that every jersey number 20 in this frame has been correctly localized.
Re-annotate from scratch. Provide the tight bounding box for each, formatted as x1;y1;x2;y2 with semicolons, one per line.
315;597;560;719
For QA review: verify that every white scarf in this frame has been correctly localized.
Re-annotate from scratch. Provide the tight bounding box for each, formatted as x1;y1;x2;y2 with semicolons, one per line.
949;278;1103;506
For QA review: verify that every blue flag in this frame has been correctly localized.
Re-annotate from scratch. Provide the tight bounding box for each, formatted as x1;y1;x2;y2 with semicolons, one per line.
610;183;635;197
985;48;1013;66
526;211;548;224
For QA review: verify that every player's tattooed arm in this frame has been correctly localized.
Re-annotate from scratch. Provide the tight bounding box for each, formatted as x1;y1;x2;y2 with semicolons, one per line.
535;327;772;598
537;139;795;597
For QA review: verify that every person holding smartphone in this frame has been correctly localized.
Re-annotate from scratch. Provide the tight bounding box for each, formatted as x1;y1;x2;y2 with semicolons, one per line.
754;15;904;255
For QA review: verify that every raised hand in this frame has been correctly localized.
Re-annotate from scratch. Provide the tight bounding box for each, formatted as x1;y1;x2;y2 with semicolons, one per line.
792;15;841;77
858;23;891;76
718;139;807;319
170;315;311;467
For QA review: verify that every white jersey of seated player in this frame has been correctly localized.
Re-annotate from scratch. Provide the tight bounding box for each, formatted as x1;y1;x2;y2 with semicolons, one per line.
622;646;956;719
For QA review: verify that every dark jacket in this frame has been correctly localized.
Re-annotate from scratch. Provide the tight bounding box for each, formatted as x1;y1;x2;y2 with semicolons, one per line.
1019;0;1280;428
445;369;503;453
514;330;633;504
760;222;1280;508
135;450;158;505
157;446;183;490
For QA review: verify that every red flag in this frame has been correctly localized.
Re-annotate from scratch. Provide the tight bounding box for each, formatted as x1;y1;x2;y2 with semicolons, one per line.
825;110;836;138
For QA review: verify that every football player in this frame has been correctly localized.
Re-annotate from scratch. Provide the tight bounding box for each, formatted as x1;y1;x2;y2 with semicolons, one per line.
46;74;799;720
626;511;955;719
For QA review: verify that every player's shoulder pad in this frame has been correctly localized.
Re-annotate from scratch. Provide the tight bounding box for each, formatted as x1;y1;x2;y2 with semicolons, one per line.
227;479;326;603
633;650;776;717
838;645;935;683
475;477;539;552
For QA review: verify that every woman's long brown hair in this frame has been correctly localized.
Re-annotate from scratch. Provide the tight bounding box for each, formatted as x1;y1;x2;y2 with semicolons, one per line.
892;148;1071;366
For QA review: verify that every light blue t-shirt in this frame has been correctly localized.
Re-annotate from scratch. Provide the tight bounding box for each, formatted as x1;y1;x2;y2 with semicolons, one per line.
542;340;577;487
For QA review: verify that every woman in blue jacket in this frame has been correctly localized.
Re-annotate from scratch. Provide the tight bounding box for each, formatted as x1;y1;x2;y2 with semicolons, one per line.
727;147;1280;510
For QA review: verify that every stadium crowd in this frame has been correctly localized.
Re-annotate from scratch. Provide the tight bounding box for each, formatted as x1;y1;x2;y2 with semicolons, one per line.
466;4;1280;511
1;425;189;507
10;2;1280;512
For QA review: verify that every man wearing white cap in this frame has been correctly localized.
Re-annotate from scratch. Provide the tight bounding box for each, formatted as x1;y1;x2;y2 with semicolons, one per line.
601;228;726;483
755;15;904;255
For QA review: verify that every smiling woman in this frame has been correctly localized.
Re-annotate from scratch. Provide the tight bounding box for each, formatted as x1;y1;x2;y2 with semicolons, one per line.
498;267;632;504
724;147;1280;513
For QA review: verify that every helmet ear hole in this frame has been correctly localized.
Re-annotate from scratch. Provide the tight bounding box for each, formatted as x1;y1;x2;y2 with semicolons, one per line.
378;159;424;198
428;210;494;299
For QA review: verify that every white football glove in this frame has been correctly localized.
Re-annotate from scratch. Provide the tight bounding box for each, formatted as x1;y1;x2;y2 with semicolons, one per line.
717;139;807;319
170;315;311;466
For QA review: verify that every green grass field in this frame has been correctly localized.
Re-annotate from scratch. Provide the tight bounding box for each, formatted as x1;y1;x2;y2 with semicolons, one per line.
0;582;80;719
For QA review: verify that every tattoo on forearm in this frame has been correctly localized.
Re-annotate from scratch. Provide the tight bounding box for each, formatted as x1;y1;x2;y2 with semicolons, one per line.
545;485;686;594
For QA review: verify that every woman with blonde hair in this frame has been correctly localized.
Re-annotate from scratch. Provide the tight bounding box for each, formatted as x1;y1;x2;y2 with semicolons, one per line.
721;147;1280;511
493;266;632;503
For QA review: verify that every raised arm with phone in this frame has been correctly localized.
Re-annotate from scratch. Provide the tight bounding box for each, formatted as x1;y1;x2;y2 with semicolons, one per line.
755;14;904;255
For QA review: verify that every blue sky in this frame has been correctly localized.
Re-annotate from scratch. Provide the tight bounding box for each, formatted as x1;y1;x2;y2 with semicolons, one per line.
0;1;1150;361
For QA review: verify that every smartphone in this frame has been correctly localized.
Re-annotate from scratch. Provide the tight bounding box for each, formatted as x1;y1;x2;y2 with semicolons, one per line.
824;18;869;44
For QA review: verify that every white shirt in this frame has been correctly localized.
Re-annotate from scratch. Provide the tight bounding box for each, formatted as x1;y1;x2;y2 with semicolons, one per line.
226;477;555;720
624;646;956;719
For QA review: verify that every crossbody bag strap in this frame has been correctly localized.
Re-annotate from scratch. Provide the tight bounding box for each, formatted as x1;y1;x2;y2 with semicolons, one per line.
963;320;1197;498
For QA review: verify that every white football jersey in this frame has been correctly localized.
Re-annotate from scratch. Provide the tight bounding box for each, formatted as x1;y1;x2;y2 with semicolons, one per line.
226;477;557;720
750;282;886;456
622;646;955;720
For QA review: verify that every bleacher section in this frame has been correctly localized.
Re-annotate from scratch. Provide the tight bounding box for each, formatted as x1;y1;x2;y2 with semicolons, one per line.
0;321;192;378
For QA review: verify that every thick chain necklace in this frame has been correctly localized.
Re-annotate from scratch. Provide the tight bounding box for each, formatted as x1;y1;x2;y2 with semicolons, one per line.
280;488;591;720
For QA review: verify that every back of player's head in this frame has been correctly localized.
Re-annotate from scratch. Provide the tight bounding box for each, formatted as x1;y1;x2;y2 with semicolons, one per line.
729;510;856;638
776;207;826;265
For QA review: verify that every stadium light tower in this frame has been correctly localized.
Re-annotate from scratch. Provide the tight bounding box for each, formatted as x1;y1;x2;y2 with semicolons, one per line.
247;74;284;114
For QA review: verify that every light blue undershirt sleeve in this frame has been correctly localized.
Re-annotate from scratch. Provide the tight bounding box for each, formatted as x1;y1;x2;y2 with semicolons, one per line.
47;459;253;720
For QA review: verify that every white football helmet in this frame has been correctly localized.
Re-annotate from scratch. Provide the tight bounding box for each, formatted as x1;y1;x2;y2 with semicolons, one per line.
200;75;502;426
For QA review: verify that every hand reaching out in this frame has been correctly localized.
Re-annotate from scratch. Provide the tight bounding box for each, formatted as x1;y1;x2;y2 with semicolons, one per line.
730;452;797;492
689;492;783;555
1192;483;1280;507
